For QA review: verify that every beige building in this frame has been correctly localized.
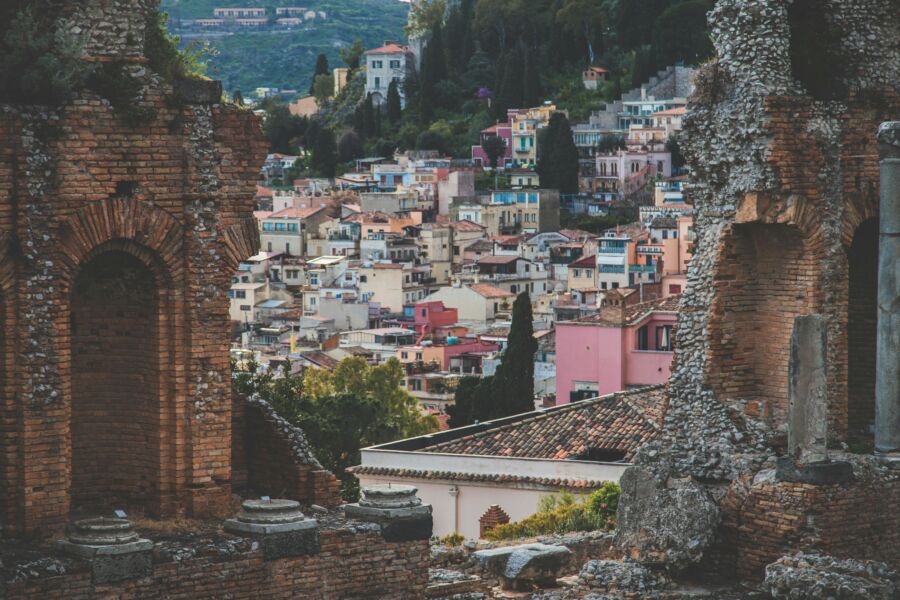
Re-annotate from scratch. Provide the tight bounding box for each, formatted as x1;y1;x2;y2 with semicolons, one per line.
424;283;514;324
259;207;329;257
358;263;434;313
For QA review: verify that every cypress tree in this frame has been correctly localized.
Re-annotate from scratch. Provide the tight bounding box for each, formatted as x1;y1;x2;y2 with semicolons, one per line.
522;45;541;107
489;292;537;419
311;126;338;178
362;93;376;139
386;79;402;125
537;112;579;194
310;53;330;94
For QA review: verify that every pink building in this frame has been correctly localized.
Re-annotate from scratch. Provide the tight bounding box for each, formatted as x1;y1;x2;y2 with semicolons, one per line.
471;122;513;168
555;293;680;404
413;301;458;339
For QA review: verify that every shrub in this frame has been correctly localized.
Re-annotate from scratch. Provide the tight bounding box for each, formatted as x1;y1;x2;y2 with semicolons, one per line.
485;484;620;541
439;532;465;547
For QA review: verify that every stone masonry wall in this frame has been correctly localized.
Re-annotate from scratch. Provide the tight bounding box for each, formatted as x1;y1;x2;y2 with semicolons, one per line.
625;0;900;582
0;0;268;534
3;526;430;599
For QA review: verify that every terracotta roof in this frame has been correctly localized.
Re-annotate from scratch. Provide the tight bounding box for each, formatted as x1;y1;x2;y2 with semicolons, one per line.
451;220;487;232
365;43;408;55
469;283;514;298
650;216;677;229
299;351;339;371
348;466;607;489
466;239;494;252
422;386;666;461
569;255;596;268
477;255;520;265
269;207;324;219
623;294;680;324
372;263;403;269
650;106;687;117
560;228;595;241
585;66;609;74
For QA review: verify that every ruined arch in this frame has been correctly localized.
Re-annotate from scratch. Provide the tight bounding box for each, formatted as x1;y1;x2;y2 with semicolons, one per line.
846;217;878;445
58;199;186;517
706;223;818;431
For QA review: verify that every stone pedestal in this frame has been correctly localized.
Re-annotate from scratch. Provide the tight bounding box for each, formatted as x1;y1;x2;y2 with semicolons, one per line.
778;315;852;483
875;122;900;464
57;517;153;584
474;543;571;591
344;485;432;542
224;498;319;559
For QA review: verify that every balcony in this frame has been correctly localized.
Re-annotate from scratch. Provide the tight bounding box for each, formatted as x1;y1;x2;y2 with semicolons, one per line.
630;264;658;272
599;264;625;273
598;246;626;254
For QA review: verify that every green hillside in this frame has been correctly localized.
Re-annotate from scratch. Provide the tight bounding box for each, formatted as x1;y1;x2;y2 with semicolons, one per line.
159;0;408;95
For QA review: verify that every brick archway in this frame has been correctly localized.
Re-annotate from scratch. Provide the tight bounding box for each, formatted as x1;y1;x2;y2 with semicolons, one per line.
58;199;186;518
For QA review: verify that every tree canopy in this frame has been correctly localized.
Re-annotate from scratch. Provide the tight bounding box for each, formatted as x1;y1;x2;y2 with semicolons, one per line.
234;356;438;499
536;112;580;194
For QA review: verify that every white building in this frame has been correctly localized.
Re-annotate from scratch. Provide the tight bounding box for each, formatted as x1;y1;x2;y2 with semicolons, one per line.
351;386;664;539
364;42;413;107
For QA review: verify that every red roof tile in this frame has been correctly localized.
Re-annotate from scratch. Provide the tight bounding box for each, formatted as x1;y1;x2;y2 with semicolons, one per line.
469;283;514;298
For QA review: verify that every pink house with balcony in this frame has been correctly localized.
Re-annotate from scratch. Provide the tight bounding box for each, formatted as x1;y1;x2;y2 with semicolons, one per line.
555;293;680;404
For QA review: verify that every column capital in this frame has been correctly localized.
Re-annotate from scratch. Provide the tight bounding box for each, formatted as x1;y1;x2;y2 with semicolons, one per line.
877;122;900;160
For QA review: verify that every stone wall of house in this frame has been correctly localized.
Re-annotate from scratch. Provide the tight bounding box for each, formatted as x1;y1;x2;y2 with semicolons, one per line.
2;524;430;599
0;0;268;534
623;0;900;582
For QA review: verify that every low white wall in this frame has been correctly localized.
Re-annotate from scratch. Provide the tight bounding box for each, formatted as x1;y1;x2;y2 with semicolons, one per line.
357;449;628;540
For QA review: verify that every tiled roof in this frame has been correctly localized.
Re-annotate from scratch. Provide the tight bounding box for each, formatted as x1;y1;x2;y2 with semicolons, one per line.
477;255;520;265
623;295;680;324
569;255;596;268
650;216;677;229
365;43;408;55
451;220;486;232
269;207;324;219
469;283;514;298
347;466;607;489
299;351;339;371
466;239;493;252
422;386;665;461
650;106;687;116
559;228;595;241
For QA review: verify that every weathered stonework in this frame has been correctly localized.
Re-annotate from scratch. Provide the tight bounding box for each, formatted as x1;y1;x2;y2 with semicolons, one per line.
621;0;900;582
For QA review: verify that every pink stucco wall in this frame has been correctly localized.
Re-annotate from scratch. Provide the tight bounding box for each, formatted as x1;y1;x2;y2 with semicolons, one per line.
555;313;676;405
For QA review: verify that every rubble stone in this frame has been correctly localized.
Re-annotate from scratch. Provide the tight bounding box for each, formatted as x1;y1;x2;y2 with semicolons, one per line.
614;467;719;571
474;543;571;591
579;559;663;594
764;553;898;599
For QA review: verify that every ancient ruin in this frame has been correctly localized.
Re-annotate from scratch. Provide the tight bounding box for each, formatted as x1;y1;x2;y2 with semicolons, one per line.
0;0;897;597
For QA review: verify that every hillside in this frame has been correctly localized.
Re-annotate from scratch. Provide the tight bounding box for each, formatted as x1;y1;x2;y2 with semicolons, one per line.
160;0;408;95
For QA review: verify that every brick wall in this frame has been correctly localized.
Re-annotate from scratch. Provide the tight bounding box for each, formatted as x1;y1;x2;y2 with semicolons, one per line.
706;223;817;430
712;473;900;580
71;251;161;515
3;528;430;599
233;395;342;507
0;82;267;533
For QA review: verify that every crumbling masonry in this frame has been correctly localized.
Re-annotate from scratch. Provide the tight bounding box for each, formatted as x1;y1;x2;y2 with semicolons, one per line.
0;1;430;598
616;0;900;583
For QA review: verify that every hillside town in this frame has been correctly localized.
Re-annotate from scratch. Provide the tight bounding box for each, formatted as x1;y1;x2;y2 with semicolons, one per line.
0;0;897;599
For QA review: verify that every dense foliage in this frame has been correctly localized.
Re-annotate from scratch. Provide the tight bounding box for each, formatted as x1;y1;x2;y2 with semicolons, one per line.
536;113;580;194
161;0;408;94
485;484;620;540
448;292;537;427
233;356;439;500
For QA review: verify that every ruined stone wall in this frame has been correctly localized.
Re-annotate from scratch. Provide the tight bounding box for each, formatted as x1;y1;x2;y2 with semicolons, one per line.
712;461;900;580
2;526;430;599
657;0;900;481
621;0;900;582
0;1;268;533
232;395;343;508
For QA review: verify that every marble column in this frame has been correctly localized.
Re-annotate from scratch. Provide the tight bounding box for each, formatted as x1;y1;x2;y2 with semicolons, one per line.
875;122;900;459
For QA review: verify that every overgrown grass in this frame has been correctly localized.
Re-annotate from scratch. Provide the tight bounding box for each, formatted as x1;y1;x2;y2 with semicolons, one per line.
485;483;620;541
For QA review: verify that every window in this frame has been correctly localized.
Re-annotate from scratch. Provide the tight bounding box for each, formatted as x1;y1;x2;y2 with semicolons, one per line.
241;275;249;283
267;242;272;252
374;76;381;89
612;282;619;289
234;290;247;299
421;309;427;317
662;230;669;239
285;243;291;254
415;352;423;360
401;351;408;359
574;269;581;277
668;284;682;294
309;297;316;306
637;325;649;350
601;282;607;290
656;325;673;351
239;304;251;311
657;160;664;173
389;59;400;69
360;275;367;283
410;379;422;391
372;60;383;69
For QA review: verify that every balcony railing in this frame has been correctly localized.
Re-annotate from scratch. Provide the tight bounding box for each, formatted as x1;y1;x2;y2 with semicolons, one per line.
598;246;626;254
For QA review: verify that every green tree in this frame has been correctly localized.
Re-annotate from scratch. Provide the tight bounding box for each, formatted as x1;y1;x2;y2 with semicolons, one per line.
263;103;308;153
361;92;376;139
232;89;244;106
416;130;447;154
373;138;397;158
311;126;338;177
339;39;366;71
312;73;333;108
482;135;506;170
386;79;402;125
338;130;364;162
490;292;537;418
447;376;491;428
309;53;330;94
536;112;579;194
666;134;685;170
233;356;438;499
652;0;714;67
556;0;607;64
406;0;447;37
